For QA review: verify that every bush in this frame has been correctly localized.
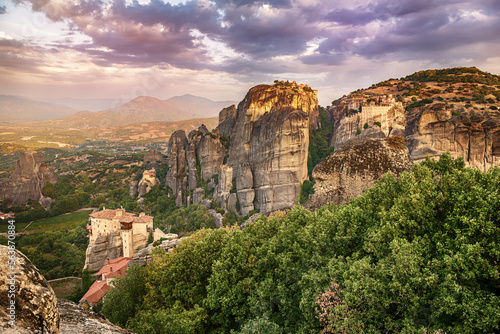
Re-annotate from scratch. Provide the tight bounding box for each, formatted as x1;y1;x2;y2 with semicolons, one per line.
298;180;314;204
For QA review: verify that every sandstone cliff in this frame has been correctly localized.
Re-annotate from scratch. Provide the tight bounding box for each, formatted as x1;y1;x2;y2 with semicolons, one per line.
165;126;227;206
306;138;413;209
404;105;500;171
224;82;315;214
0;245;60;333
0;152;58;208
83;231;123;272
328;68;500;173
165;82;316;216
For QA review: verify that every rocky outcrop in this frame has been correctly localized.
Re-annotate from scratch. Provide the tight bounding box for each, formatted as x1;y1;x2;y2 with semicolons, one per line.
137;169;159;197
197;129;227;180
130;238;181;267
83;231;123;272
217;104;237;136
306;138;413;209
0;152;58;208
143;150;164;164
0;245;60;334
166;126;228;205
214;165;233;210
405;105;500;171
58;299;133;334
166;130;189;200
165;82;316;214
329;99;500;172
226;82;314;214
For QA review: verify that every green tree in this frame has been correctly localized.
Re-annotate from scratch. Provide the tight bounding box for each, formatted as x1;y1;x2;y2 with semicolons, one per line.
102;264;147;327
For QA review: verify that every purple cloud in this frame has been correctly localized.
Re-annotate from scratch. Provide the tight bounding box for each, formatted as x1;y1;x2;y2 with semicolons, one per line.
8;0;500;74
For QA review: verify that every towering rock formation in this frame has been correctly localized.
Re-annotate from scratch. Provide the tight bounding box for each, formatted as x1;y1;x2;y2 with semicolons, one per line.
165;126;228;206
224;82;314;214
217;105;237;137
166;130;189;205
0;151;58;208
165;82;316;215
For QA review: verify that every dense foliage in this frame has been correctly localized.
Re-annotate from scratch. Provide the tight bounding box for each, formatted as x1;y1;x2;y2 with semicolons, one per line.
308;106;335;177
16;222;89;279
103;153;499;333
403;67;500;85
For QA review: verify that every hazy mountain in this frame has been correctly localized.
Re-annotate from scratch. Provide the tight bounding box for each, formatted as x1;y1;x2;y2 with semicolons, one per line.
0;95;77;122
39;94;236;129
42;98;118;112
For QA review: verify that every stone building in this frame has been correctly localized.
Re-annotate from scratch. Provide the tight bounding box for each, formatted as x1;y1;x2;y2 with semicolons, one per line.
87;208;153;258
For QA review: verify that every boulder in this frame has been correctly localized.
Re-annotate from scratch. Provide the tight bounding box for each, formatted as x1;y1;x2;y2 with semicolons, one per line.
58;299;133;334
307;138;413;209
0;245;60;334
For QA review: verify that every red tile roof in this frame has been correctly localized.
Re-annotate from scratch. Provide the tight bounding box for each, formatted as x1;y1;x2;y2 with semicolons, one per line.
89;209;135;220
80;280;109;305
89;209;153;224
95;257;132;277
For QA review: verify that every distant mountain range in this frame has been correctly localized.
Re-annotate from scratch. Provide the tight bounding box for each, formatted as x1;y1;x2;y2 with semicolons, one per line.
0;95;77;122
0;94;236;127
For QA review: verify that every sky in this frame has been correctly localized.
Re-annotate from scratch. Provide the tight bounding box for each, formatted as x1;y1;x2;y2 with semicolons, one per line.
0;0;500;108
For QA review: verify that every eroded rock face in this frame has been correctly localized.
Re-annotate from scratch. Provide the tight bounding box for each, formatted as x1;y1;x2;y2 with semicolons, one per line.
166;130;189;200
165;83;315;214
83;231;123;272
330;103;406;149
217;104;237;137
215;165;233;210
0;152;58;208
197;129;227;181
226;82;314;214
58;299;133;334
329;101;500;172
405;105;500;171
166;125;227;205
306;138;413;209
0;245;60;334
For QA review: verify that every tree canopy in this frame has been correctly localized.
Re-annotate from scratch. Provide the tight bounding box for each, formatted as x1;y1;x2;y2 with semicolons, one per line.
102;153;500;333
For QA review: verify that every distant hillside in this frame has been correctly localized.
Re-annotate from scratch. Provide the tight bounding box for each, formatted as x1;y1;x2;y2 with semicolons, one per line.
40;94;235;129
327;66;500;171
0;95;76;122
344;66;500;105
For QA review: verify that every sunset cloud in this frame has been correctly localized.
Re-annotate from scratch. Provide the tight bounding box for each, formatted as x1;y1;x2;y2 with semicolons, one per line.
1;0;500;105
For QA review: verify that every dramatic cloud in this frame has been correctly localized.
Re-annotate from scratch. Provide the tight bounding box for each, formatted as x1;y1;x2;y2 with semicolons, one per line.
1;0;499;104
